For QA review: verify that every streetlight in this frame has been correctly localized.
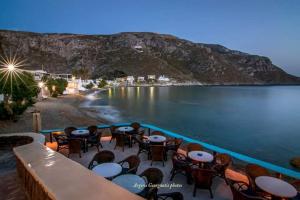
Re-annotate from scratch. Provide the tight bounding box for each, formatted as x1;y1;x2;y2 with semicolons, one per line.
6;64;16;71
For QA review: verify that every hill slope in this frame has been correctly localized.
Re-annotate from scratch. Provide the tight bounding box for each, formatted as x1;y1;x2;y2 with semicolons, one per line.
0;30;299;85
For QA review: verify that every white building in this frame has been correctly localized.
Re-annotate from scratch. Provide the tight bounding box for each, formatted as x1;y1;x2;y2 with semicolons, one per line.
158;75;170;82
137;76;145;82
147;75;156;80
126;76;135;85
26;70;48;81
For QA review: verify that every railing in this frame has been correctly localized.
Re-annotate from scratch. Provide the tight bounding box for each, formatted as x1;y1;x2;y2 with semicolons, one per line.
40;122;300;179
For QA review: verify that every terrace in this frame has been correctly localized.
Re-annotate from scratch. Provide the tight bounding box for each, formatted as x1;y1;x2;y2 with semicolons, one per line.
4;123;300;200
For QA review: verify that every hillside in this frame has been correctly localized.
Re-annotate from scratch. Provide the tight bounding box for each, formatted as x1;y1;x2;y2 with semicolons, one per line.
0;30;299;85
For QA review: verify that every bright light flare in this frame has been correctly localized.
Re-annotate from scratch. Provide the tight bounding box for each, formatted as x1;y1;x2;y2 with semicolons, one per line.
7;64;16;71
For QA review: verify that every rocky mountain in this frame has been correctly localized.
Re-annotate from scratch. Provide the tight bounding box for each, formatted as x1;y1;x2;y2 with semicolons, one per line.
0;29;299;85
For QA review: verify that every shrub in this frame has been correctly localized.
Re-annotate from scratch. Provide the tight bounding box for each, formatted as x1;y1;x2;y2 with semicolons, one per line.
0;71;39;120
98;79;107;88
44;78;68;97
85;82;94;89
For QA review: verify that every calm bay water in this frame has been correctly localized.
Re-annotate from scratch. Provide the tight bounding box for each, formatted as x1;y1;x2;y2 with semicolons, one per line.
93;86;300;169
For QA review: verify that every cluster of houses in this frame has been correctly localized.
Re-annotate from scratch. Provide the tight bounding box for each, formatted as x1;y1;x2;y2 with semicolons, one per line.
111;75;171;86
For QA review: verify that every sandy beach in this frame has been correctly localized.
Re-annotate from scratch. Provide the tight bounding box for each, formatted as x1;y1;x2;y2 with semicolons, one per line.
0;92;108;134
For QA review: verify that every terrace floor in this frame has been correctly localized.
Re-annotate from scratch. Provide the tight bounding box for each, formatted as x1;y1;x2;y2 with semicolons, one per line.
45;130;249;200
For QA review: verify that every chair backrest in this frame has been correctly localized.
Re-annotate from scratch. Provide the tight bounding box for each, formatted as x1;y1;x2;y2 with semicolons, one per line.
150;145;165;161
130;122;141;131
172;152;189;167
53;134;66;145
187;143;203;153
229;180;266;200
245;164;269;179
88;150;115;169
140;168;164;185
68;139;81;154
215;153;231;170
88;125;98;135
123;155;141;174
192;168;215;187
64;127;77;137
151;131;164;136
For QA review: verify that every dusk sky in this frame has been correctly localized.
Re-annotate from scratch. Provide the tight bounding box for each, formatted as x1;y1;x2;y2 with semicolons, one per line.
1;0;299;76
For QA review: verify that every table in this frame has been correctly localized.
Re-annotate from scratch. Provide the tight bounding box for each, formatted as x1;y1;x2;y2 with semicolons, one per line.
112;174;146;194
255;176;297;198
148;135;166;143
92;163;122;178
71;130;89;136
188;151;214;163
117;126;134;133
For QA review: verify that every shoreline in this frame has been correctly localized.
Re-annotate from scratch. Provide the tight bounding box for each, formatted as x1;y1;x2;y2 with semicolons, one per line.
0;92;109;134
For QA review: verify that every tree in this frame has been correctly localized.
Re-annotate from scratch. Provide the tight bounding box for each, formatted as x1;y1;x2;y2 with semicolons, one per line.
98;79;107;88
43;77;68;97
0;71;39;120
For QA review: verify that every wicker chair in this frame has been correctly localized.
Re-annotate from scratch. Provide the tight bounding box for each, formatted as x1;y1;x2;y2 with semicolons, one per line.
53;133;69;152
114;133;130;152
110;125;118;143
140;167;164;197
87;126;103;152
150;145;165;166
166;138;183;154
245;164;270;191
170;152;193;184
192;168;216;198
292;180;300;200
118;155;141;174
133;137;150;159
186;143;203;154
68;138;82;158
151;131;165;136
88;150;115;169
212;153;232;184
229;180;267;200
64;127;77;137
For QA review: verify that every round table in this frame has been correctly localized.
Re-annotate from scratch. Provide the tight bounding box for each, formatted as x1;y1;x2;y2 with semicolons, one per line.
255;176;297;198
188;151;214;162
148;135;166;143
92;163;122;178
112;174;146;194
71;130;89;136
117;126;134;133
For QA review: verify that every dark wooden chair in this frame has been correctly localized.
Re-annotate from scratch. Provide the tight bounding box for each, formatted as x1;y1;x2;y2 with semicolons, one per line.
140;167;164;198
186;143;203;154
192;168;215;198
68;138;82;158
150;145;165;166
292;180;300;200
88;150;115;169
140;167;164;185
114;133;130;152
109;125;118;143
166;138;183;154
229;180;267;200
245;164;270;191
87;125;103;152
64;127;77;138
133;137;150;159
53;133;69;152
151;131;165;136
212;153;232;184
118;155;141;174
170;152;193;184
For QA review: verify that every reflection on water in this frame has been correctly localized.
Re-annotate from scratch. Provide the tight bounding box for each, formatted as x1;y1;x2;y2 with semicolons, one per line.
100;86;300;169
